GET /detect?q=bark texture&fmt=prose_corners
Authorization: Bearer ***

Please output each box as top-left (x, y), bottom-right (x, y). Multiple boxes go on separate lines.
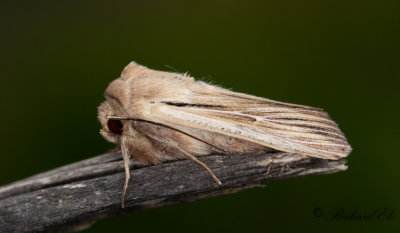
top-left (0, 151), bottom-right (347, 233)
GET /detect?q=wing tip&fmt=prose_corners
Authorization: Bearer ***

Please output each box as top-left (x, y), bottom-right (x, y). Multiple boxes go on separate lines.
top-left (314, 142), bottom-right (352, 160)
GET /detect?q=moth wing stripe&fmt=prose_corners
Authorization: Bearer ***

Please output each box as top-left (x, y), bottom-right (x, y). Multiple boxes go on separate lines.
top-left (149, 105), bottom-right (349, 159)
top-left (188, 108), bottom-right (335, 127)
top-left (287, 140), bottom-right (348, 146)
top-left (184, 108), bottom-right (346, 140)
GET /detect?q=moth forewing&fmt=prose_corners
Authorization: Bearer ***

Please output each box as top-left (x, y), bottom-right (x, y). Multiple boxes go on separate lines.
top-left (98, 61), bottom-right (352, 207)
top-left (147, 104), bottom-right (350, 160)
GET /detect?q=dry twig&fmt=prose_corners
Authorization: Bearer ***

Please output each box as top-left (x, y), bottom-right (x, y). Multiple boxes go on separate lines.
top-left (0, 151), bottom-right (347, 233)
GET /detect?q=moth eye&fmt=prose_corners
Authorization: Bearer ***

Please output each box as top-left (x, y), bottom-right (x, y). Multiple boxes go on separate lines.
top-left (107, 119), bottom-right (123, 135)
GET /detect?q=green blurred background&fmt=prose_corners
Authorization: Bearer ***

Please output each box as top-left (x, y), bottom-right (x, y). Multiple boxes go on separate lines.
top-left (0, 0), bottom-right (399, 232)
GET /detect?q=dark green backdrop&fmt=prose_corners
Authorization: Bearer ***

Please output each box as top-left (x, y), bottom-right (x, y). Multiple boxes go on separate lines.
top-left (0, 1), bottom-right (399, 232)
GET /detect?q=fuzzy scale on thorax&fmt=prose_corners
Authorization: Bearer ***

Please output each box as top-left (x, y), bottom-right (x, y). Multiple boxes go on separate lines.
top-left (105, 62), bottom-right (222, 119)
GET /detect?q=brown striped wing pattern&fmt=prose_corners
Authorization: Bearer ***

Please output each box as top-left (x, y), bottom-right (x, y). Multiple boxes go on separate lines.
top-left (148, 88), bottom-right (352, 160)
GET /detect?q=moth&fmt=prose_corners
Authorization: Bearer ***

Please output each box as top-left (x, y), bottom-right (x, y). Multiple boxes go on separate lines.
top-left (98, 62), bottom-right (352, 207)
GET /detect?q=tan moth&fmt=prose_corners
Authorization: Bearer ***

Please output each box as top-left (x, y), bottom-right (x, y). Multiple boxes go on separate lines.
top-left (98, 62), bottom-right (352, 207)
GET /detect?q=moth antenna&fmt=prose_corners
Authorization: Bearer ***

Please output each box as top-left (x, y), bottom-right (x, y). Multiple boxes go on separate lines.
top-left (163, 64), bottom-right (179, 73)
top-left (174, 145), bottom-right (222, 185)
top-left (120, 137), bottom-right (131, 208)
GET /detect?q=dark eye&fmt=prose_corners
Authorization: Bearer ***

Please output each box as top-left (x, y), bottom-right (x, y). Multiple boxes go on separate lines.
top-left (107, 119), bottom-right (123, 135)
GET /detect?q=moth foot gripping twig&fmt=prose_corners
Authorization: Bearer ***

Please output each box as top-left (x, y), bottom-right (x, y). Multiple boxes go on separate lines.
top-left (121, 137), bottom-right (131, 208)
top-left (175, 145), bottom-right (222, 185)
top-left (119, 137), bottom-right (222, 208)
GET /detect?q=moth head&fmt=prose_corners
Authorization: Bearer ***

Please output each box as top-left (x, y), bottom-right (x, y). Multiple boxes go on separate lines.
top-left (98, 101), bottom-right (124, 144)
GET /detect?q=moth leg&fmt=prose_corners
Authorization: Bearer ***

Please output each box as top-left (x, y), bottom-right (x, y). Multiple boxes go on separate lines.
top-left (120, 137), bottom-right (131, 208)
top-left (175, 146), bottom-right (222, 185)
